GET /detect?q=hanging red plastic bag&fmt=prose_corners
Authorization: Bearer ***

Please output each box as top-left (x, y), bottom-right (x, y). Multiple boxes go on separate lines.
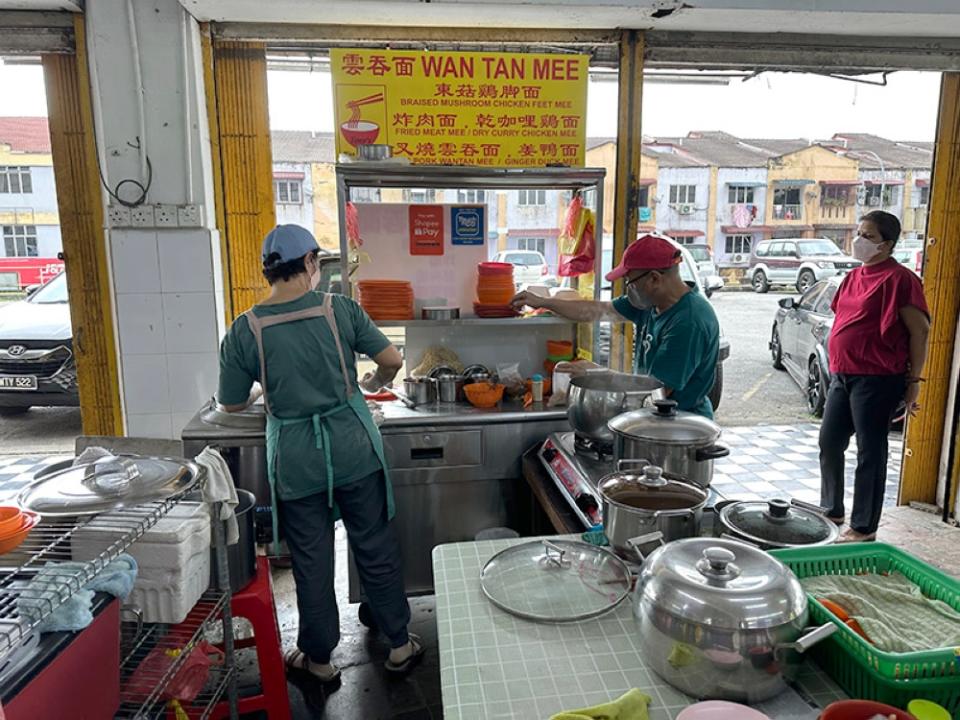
top-left (346, 201), bottom-right (363, 249)
top-left (558, 206), bottom-right (596, 277)
top-left (125, 640), bottom-right (224, 704)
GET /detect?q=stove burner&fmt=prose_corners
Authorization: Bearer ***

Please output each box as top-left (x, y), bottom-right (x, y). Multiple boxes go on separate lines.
top-left (573, 434), bottom-right (613, 461)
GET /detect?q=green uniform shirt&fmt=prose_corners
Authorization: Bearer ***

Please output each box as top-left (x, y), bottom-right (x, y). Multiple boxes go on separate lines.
top-left (218, 291), bottom-right (391, 501)
top-left (612, 290), bottom-right (720, 418)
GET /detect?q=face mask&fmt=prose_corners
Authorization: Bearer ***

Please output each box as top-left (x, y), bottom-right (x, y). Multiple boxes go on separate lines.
top-left (852, 235), bottom-right (883, 263)
top-left (307, 257), bottom-right (321, 290)
top-left (627, 282), bottom-right (652, 310)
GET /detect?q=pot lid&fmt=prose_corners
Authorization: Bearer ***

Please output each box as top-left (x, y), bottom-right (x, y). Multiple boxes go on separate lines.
top-left (200, 397), bottom-right (265, 430)
top-left (569, 371), bottom-right (663, 394)
top-left (598, 465), bottom-right (707, 512)
top-left (637, 537), bottom-right (806, 630)
top-left (480, 539), bottom-right (631, 622)
top-left (18, 455), bottom-right (201, 516)
top-left (719, 499), bottom-right (840, 547)
top-left (607, 399), bottom-right (721, 445)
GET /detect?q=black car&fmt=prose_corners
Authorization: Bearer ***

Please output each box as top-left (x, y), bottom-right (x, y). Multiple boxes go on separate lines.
top-left (0, 271), bottom-right (78, 415)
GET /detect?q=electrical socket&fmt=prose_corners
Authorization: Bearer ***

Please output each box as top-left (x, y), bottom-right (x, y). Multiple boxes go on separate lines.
top-left (131, 205), bottom-right (155, 228)
top-left (154, 204), bottom-right (178, 228)
top-left (107, 205), bottom-right (131, 228)
top-left (177, 204), bottom-right (204, 228)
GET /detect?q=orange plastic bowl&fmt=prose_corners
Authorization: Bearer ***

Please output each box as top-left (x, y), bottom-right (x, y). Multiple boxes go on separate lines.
top-left (0, 510), bottom-right (40, 555)
top-left (819, 700), bottom-right (914, 720)
top-left (464, 382), bottom-right (505, 408)
top-left (0, 505), bottom-right (24, 536)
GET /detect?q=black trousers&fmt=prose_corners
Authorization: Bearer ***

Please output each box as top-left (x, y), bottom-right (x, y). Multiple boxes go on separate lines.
top-left (819, 373), bottom-right (905, 534)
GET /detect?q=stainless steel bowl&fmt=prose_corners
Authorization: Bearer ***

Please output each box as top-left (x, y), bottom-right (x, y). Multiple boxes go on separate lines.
top-left (567, 371), bottom-right (664, 445)
top-left (422, 306), bottom-right (461, 321)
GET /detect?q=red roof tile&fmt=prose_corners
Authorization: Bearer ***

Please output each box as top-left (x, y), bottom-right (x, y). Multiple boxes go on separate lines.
top-left (0, 117), bottom-right (51, 154)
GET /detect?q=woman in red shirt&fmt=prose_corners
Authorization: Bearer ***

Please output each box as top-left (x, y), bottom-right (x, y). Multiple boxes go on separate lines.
top-left (820, 211), bottom-right (930, 542)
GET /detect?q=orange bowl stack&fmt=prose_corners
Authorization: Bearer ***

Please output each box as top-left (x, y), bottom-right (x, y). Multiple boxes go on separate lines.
top-left (464, 382), bottom-right (505, 408)
top-left (475, 263), bottom-right (519, 318)
top-left (357, 280), bottom-right (414, 321)
top-left (0, 507), bottom-right (39, 555)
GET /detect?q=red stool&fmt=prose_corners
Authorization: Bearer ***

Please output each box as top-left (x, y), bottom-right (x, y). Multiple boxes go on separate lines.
top-left (210, 556), bottom-right (292, 720)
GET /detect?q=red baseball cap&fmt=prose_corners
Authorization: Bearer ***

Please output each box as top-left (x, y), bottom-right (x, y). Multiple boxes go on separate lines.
top-left (605, 234), bottom-right (682, 281)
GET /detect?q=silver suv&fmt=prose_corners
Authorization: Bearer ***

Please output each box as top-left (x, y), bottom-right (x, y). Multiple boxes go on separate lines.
top-left (749, 238), bottom-right (860, 294)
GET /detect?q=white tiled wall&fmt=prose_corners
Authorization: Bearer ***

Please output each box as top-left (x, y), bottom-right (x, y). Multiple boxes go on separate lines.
top-left (112, 229), bottom-right (222, 439)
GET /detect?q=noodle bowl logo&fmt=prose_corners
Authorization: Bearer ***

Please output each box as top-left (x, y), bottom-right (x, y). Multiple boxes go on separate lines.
top-left (340, 92), bottom-right (385, 147)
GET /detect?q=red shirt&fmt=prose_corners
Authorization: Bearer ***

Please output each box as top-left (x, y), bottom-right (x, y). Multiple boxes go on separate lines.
top-left (829, 258), bottom-right (928, 375)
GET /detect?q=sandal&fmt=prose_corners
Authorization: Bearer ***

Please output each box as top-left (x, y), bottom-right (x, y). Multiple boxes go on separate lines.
top-left (385, 633), bottom-right (425, 675)
top-left (284, 648), bottom-right (342, 685)
top-left (837, 528), bottom-right (876, 543)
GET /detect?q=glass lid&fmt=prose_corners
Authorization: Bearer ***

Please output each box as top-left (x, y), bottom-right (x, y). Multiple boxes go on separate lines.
top-left (18, 455), bottom-right (201, 516)
top-left (720, 498), bottom-right (839, 547)
top-left (479, 539), bottom-right (631, 622)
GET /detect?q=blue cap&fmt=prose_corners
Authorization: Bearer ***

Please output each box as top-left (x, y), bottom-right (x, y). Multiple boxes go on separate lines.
top-left (261, 225), bottom-right (319, 267)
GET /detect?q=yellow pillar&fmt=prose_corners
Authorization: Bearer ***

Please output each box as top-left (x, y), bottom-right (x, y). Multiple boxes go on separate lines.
top-left (901, 73), bottom-right (960, 507)
top-left (497, 191), bottom-right (508, 252)
top-left (706, 166), bottom-right (719, 253)
top-left (42, 19), bottom-right (123, 436)
top-left (609, 29), bottom-right (644, 372)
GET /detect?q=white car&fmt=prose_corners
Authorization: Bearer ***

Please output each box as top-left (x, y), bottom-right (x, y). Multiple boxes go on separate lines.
top-left (685, 243), bottom-right (725, 298)
top-left (493, 250), bottom-right (549, 287)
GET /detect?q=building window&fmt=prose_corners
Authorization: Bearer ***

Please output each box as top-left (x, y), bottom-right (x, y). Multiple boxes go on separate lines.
top-left (772, 186), bottom-right (802, 219)
top-left (724, 235), bottom-right (752, 256)
top-left (727, 185), bottom-right (755, 204)
top-left (457, 189), bottom-right (486, 204)
top-left (669, 185), bottom-right (696, 205)
top-left (0, 167), bottom-right (32, 194)
top-left (274, 180), bottom-right (302, 205)
top-left (863, 184), bottom-right (897, 207)
top-left (916, 185), bottom-right (930, 207)
top-left (673, 236), bottom-right (697, 246)
top-left (515, 237), bottom-right (546, 255)
top-left (352, 187), bottom-right (381, 203)
top-left (820, 185), bottom-right (852, 206)
top-left (404, 188), bottom-right (436, 203)
top-left (638, 186), bottom-right (650, 208)
top-left (2, 225), bottom-right (38, 257)
top-left (517, 189), bottom-right (547, 206)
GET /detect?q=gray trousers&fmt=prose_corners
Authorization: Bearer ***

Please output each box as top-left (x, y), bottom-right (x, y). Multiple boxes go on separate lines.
top-left (279, 470), bottom-right (410, 663)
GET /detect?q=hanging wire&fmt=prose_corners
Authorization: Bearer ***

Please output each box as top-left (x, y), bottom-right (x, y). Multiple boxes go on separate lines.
top-left (95, 137), bottom-right (154, 208)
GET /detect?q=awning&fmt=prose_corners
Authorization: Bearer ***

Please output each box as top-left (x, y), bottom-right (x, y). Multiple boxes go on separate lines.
top-left (666, 229), bottom-right (705, 237)
top-left (726, 181), bottom-right (765, 188)
top-left (722, 225), bottom-right (774, 234)
top-left (638, 178), bottom-right (657, 186)
top-left (819, 180), bottom-right (860, 186)
top-left (638, 225), bottom-right (657, 233)
top-left (915, 179), bottom-right (930, 187)
top-left (863, 179), bottom-right (904, 186)
top-left (274, 171), bottom-right (305, 180)
top-left (772, 225), bottom-right (814, 233)
top-left (774, 179), bottom-right (815, 187)
top-left (814, 224), bottom-right (857, 230)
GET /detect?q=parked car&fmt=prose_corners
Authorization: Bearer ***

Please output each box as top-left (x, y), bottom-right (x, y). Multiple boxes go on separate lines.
top-left (749, 238), bottom-right (860, 294)
top-left (492, 250), bottom-right (549, 287)
top-left (598, 241), bottom-right (730, 410)
top-left (893, 239), bottom-right (924, 277)
top-left (684, 243), bottom-right (725, 298)
top-left (0, 271), bottom-right (77, 415)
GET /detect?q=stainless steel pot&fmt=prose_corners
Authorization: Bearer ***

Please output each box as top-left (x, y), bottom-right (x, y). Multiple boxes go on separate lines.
top-left (358, 143), bottom-right (392, 160)
top-left (608, 399), bottom-right (729, 488)
top-left (422, 306), bottom-right (460, 320)
top-left (436, 374), bottom-right (465, 403)
top-left (716, 498), bottom-right (840, 549)
top-left (597, 462), bottom-right (707, 559)
top-left (211, 488), bottom-right (257, 593)
top-left (402, 377), bottom-right (436, 405)
top-left (567, 371), bottom-right (664, 445)
top-left (633, 537), bottom-right (837, 703)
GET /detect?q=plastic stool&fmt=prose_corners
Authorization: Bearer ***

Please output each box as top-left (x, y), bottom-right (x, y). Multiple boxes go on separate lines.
top-left (211, 556), bottom-right (292, 720)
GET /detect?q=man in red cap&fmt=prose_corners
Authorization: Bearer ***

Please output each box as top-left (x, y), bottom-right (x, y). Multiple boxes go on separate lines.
top-left (512, 234), bottom-right (720, 417)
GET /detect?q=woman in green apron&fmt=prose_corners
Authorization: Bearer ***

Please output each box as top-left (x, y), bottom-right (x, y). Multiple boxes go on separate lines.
top-left (217, 225), bottom-right (424, 684)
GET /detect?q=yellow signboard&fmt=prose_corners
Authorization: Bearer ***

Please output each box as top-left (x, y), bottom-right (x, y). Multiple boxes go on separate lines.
top-left (331, 49), bottom-right (588, 167)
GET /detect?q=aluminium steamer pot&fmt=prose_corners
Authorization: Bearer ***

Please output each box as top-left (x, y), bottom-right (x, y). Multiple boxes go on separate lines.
top-left (566, 370), bottom-right (664, 445)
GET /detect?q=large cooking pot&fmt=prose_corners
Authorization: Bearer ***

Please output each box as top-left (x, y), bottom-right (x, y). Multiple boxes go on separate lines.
top-left (597, 462), bottom-right (707, 559)
top-left (716, 498), bottom-right (840, 549)
top-left (567, 371), bottom-right (664, 445)
top-left (211, 489), bottom-right (257, 593)
top-left (633, 537), bottom-right (837, 703)
top-left (608, 399), bottom-right (729, 488)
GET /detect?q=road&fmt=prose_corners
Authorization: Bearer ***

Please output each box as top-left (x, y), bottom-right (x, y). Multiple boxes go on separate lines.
top-left (713, 288), bottom-right (815, 427)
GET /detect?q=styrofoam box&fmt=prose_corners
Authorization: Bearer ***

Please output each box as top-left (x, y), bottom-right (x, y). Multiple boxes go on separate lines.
top-left (72, 502), bottom-right (211, 623)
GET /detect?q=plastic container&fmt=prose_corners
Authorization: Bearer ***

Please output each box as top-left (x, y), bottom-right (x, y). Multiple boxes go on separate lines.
top-left (73, 501), bottom-right (211, 624)
top-left (530, 374), bottom-right (544, 402)
top-left (771, 543), bottom-right (960, 716)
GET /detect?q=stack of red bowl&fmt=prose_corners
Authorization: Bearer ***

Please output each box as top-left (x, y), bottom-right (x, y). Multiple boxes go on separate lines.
top-left (475, 262), bottom-right (519, 318)
top-left (357, 280), bottom-right (414, 321)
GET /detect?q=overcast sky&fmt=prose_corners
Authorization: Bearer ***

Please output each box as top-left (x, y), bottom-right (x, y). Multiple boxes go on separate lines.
top-left (0, 60), bottom-right (942, 142)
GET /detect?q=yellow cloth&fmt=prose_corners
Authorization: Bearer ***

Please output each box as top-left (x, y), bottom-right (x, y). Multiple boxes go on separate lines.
top-left (550, 689), bottom-right (651, 720)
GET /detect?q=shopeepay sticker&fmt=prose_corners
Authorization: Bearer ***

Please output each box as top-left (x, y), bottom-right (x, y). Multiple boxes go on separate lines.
top-left (409, 205), bottom-right (445, 255)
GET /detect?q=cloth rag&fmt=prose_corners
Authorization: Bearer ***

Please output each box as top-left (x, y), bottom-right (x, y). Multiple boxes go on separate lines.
top-left (366, 400), bottom-right (385, 427)
top-left (73, 446), bottom-right (114, 466)
top-left (801, 571), bottom-right (960, 653)
top-left (196, 446), bottom-right (239, 545)
top-left (18, 553), bottom-right (139, 633)
top-left (550, 689), bottom-right (651, 720)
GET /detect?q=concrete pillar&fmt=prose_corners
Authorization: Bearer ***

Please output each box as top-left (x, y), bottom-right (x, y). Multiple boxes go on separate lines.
top-left (86, 0), bottom-right (224, 439)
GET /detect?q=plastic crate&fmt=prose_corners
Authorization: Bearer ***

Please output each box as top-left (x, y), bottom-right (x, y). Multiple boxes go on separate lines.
top-left (771, 543), bottom-right (960, 718)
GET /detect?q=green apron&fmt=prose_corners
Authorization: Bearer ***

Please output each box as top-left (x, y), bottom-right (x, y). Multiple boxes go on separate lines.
top-left (243, 292), bottom-right (395, 554)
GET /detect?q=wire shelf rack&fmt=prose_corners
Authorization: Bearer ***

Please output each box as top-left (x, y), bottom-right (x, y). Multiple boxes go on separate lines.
top-left (115, 590), bottom-right (229, 719)
top-left (0, 492), bottom-right (199, 659)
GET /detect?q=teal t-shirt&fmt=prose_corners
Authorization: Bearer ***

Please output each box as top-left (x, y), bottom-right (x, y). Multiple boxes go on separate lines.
top-left (612, 290), bottom-right (720, 418)
top-left (218, 291), bottom-right (391, 501)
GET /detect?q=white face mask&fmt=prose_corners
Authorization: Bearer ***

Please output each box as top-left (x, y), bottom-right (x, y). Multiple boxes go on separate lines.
top-left (852, 235), bottom-right (884, 263)
top-left (307, 256), bottom-right (321, 290)
top-left (627, 282), bottom-right (652, 310)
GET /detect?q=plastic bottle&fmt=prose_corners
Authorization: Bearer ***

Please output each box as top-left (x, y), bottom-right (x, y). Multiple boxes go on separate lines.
top-left (531, 373), bottom-right (544, 403)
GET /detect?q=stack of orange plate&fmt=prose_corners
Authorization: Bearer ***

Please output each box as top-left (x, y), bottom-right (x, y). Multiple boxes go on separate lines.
top-left (0, 506), bottom-right (40, 554)
top-left (476, 262), bottom-right (516, 313)
top-left (357, 280), bottom-right (414, 321)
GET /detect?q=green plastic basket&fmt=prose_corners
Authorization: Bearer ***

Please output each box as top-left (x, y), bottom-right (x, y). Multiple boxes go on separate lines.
top-left (771, 543), bottom-right (960, 718)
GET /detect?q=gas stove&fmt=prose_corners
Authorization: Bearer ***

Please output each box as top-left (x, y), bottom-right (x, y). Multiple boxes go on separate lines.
top-left (538, 431), bottom-right (725, 530)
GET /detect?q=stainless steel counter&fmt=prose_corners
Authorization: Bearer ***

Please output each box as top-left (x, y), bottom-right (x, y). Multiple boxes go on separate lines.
top-left (381, 399), bottom-right (567, 428)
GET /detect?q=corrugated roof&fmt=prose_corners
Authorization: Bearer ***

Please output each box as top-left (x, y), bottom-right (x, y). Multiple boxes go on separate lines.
top-left (656, 132), bottom-right (781, 167)
top-left (271, 130), bottom-right (336, 163)
top-left (0, 117), bottom-right (51, 154)
top-left (829, 133), bottom-right (933, 169)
